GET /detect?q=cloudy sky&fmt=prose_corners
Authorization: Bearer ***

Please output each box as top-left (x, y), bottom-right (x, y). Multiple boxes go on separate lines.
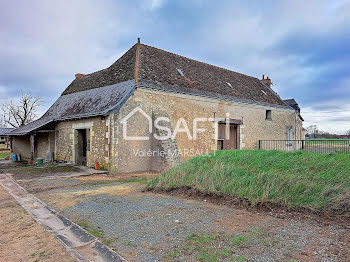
top-left (1, 0), bottom-right (349, 134)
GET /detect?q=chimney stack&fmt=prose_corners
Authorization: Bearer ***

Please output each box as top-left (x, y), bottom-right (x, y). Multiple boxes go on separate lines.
top-left (137, 37), bottom-right (140, 44)
top-left (75, 73), bottom-right (85, 79)
top-left (261, 75), bottom-right (272, 87)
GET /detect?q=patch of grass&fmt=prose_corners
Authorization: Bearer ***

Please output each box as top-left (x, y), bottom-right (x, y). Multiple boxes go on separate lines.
top-left (102, 237), bottom-right (119, 246)
top-left (231, 235), bottom-right (246, 246)
top-left (0, 152), bottom-right (10, 159)
top-left (78, 220), bottom-right (103, 238)
top-left (165, 232), bottom-right (249, 262)
top-left (5, 164), bottom-right (80, 176)
top-left (163, 250), bottom-right (180, 259)
top-left (165, 227), bottom-right (295, 261)
top-left (148, 150), bottom-right (350, 211)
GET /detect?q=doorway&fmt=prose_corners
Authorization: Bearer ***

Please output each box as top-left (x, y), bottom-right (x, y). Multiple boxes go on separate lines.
top-left (217, 123), bottom-right (239, 150)
top-left (75, 129), bottom-right (88, 165)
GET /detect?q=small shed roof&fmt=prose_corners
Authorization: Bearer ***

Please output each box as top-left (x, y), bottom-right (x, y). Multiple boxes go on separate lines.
top-left (0, 128), bottom-right (14, 136)
top-left (10, 80), bottom-right (135, 135)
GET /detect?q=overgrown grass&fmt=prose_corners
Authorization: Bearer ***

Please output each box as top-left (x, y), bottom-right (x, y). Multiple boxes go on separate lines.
top-left (148, 150), bottom-right (350, 211)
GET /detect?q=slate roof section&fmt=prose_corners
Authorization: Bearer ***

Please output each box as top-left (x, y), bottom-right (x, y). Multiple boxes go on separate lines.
top-left (138, 44), bottom-right (286, 106)
top-left (283, 99), bottom-right (300, 112)
top-left (10, 80), bottom-right (135, 135)
top-left (0, 128), bottom-right (14, 136)
top-left (138, 79), bottom-right (290, 109)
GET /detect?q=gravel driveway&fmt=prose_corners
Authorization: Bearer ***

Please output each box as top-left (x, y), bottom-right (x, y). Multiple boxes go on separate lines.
top-left (16, 173), bottom-right (350, 262)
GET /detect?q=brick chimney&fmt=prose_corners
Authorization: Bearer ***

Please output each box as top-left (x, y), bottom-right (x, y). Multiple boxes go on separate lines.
top-left (75, 73), bottom-right (85, 79)
top-left (261, 75), bottom-right (272, 87)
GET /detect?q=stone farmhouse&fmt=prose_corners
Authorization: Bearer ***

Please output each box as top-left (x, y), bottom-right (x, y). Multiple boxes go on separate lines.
top-left (9, 40), bottom-right (304, 172)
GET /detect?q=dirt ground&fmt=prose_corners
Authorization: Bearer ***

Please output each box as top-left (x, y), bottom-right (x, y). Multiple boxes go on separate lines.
top-left (0, 186), bottom-right (75, 262)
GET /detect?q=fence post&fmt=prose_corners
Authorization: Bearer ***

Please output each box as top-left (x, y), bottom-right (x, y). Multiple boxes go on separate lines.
top-left (302, 140), bottom-right (305, 150)
top-left (258, 140), bottom-right (261, 150)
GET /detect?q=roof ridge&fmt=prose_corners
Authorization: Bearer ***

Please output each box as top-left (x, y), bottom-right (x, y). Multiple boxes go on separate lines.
top-left (139, 43), bottom-right (261, 81)
top-left (134, 42), bottom-right (141, 84)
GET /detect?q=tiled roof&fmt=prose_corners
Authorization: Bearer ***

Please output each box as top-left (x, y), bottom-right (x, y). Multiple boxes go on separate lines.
top-left (62, 43), bottom-right (288, 107)
top-left (138, 44), bottom-right (286, 106)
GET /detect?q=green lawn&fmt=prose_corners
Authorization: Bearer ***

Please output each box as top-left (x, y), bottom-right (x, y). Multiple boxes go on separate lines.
top-left (0, 152), bottom-right (10, 159)
top-left (148, 150), bottom-right (350, 211)
top-left (306, 139), bottom-right (350, 144)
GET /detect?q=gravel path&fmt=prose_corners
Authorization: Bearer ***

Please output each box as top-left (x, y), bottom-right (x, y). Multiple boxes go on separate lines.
top-left (24, 176), bottom-right (349, 262)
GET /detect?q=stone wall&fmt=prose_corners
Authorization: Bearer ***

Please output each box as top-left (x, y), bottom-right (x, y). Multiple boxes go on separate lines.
top-left (12, 133), bottom-right (53, 160)
top-left (55, 117), bottom-right (109, 168)
top-left (112, 88), bottom-right (304, 172)
top-left (12, 136), bottom-right (31, 160)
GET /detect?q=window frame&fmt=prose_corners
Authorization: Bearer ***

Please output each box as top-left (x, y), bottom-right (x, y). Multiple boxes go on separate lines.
top-left (265, 110), bottom-right (272, 120)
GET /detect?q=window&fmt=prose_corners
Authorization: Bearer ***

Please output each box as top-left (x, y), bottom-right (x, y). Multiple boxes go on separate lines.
top-left (217, 139), bottom-right (224, 150)
top-left (266, 110), bottom-right (272, 120)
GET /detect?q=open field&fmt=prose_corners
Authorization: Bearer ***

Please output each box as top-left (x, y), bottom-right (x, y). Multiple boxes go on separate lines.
top-left (148, 150), bottom-right (350, 216)
top-left (305, 139), bottom-right (350, 144)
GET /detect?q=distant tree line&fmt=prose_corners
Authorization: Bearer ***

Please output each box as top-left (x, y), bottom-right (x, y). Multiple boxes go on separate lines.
top-left (306, 125), bottom-right (350, 139)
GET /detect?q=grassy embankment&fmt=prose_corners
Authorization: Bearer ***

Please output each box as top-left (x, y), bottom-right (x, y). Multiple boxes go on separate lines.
top-left (148, 150), bottom-right (350, 211)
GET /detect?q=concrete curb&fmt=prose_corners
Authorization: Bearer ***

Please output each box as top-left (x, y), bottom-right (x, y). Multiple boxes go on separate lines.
top-left (0, 173), bottom-right (126, 262)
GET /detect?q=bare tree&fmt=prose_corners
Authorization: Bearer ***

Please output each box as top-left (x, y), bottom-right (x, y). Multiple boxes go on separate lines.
top-left (0, 115), bottom-right (5, 128)
top-left (306, 125), bottom-right (319, 138)
top-left (1, 91), bottom-right (42, 128)
top-left (346, 129), bottom-right (350, 136)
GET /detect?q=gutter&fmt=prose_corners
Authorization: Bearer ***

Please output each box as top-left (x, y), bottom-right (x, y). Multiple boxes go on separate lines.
top-left (104, 84), bottom-right (137, 115)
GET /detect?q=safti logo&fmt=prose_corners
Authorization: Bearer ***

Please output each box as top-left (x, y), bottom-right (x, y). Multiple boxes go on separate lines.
top-left (120, 107), bottom-right (233, 141)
